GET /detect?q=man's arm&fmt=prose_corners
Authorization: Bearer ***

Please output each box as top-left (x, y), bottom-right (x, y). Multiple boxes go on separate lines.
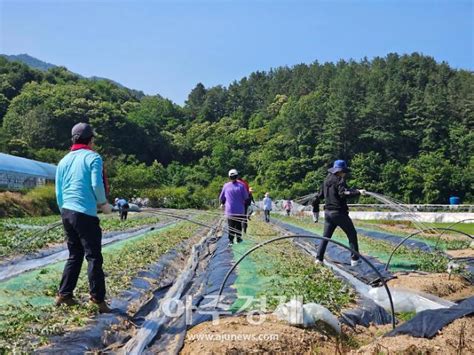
top-left (90, 155), bottom-right (107, 205)
top-left (55, 165), bottom-right (63, 212)
top-left (337, 178), bottom-right (360, 198)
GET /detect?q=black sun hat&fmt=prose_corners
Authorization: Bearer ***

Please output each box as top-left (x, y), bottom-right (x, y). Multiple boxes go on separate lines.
top-left (71, 122), bottom-right (95, 139)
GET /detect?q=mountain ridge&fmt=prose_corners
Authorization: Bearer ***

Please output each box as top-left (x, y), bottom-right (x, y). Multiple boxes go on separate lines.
top-left (1, 53), bottom-right (145, 99)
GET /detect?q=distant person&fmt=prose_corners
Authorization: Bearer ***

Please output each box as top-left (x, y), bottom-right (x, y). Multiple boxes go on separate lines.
top-left (312, 160), bottom-right (366, 267)
top-left (237, 176), bottom-right (251, 234)
top-left (116, 198), bottom-right (130, 221)
top-left (283, 199), bottom-right (293, 216)
top-left (55, 122), bottom-right (113, 313)
top-left (263, 192), bottom-right (272, 222)
top-left (219, 169), bottom-right (249, 245)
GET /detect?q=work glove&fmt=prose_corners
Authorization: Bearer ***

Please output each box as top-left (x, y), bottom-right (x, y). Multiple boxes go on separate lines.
top-left (99, 203), bottom-right (113, 214)
top-left (358, 189), bottom-right (367, 195)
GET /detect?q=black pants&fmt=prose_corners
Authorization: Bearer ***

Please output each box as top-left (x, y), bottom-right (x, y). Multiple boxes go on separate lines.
top-left (316, 210), bottom-right (359, 262)
top-left (58, 209), bottom-right (106, 302)
top-left (264, 210), bottom-right (270, 222)
top-left (286, 209), bottom-right (291, 216)
top-left (227, 217), bottom-right (242, 242)
top-left (120, 209), bottom-right (128, 220)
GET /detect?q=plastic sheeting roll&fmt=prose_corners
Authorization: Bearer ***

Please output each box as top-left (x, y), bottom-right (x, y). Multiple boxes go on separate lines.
top-left (274, 299), bottom-right (341, 334)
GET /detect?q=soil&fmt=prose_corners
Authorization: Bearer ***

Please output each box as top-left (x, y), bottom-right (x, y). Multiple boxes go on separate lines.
top-left (388, 272), bottom-right (474, 300)
top-left (446, 249), bottom-right (474, 258)
top-left (181, 313), bottom-right (474, 354)
top-left (354, 318), bottom-right (474, 354)
top-left (181, 314), bottom-right (350, 354)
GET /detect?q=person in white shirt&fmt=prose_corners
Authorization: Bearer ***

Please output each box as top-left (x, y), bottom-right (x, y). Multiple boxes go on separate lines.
top-left (263, 192), bottom-right (272, 222)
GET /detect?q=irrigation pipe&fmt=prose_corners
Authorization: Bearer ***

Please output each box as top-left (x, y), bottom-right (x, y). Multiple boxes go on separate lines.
top-left (385, 227), bottom-right (474, 271)
top-left (216, 234), bottom-right (396, 329)
top-left (1, 211), bottom-right (166, 258)
top-left (148, 210), bottom-right (325, 281)
top-left (145, 209), bottom-right (300, 260)
top-left (143, 210), bottom-right (218, 231)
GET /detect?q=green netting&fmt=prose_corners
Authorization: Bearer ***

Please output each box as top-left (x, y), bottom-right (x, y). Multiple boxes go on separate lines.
top-left (229, 240), bottom-right (275, 312)
top-left (277, 217), bottom-right (427, 272)
top-left (0, 224), bottom-right (177, 307)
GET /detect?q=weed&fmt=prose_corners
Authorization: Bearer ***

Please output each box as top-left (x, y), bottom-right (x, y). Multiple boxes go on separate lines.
top-left (240, 220), bottom-right (354, 314)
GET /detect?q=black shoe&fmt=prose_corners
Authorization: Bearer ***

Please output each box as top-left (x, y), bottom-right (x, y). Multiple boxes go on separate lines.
top-left (228, 241), bottom-right (234, 246)
top-left (90, 299), bottom-right (112, 313)
top-left (55, 294), bottom-right (79, 307)
top-left (237, 237), bottom-right (243, 243)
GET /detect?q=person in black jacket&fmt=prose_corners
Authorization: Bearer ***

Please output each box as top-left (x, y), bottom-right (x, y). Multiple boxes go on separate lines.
top-left (312, 160), bottom-right (366, 266)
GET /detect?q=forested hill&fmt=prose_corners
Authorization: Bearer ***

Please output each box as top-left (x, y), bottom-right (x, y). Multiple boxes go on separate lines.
top-left (0, 54), bottom-right (57, 71)
top-left (1, 54), bottom-right (145, 99)
top-left (0, 53), bottom-right (472, 205)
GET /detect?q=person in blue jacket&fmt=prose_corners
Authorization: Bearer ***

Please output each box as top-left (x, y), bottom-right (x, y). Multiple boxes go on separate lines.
top-left (55, 122), bottom-right (113, 313)
top-left (116, 198), bottom-right (130, 221)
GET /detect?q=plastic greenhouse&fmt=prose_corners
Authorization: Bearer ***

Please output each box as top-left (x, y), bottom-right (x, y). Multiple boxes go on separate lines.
top-left (0, 153), bottom-right (56, 190)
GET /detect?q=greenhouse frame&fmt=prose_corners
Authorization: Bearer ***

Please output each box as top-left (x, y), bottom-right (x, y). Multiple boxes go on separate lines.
top-left (0, 153), bottom-right (56, 190)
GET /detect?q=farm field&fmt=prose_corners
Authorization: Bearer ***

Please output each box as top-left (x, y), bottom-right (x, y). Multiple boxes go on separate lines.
top-left (1, 210), bottom-right (472, 353)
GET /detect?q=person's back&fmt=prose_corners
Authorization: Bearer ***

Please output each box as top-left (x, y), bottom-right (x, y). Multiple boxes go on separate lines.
top-left (221, 181), bottom-right (247, 216)
top-left (262, 193), bottom-right (272, 222)
top-left (117, 198), bottom-right (128, 208)
top-left (263, 196), bottom-right (272, 210)
top-left (320, 173), bottom-right (353, 213)
top-left (220, 169), bottom-right (249, 245)
top-left (55, 122), bottom-right (112, 313)
top-left (56, 149), bottom-right (106, 217)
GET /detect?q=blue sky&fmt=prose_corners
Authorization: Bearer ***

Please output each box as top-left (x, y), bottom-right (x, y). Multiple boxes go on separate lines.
top-left (0, 0), bottom-right (472, 104)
